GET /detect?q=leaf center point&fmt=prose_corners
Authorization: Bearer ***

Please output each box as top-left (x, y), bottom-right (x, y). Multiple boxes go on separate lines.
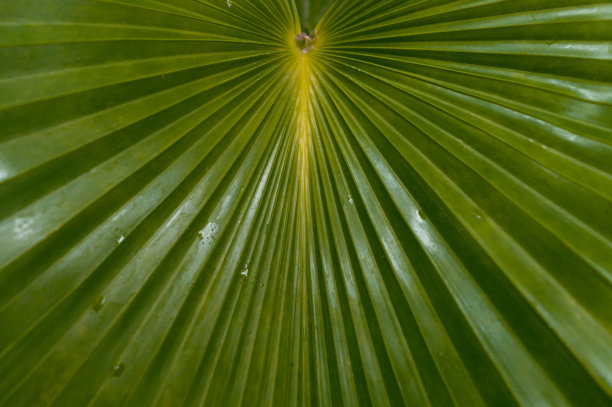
top-left (295, 30), bottom-right (317, 54)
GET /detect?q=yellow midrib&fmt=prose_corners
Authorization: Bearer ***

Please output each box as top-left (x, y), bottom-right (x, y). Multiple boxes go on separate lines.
top-left (294, 32), bottom-right (316, 272)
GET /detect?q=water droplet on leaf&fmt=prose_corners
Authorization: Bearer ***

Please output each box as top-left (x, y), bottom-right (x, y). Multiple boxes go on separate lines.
top-left (198, 222), bottom-right (219, 246)
top-left (111, 362), bottom-right (125, 377)
top-left (416, 210), bottom-right (425, 221)
top-left (92, 295), bottom-right (106, 312)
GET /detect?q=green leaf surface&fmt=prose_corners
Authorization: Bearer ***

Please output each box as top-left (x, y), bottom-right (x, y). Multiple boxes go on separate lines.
top-left (1, 0), bottom-right (611, 406)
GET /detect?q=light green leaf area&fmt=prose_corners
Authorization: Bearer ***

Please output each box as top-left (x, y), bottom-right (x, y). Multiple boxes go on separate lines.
top-left (1, 0), bottom-right (612, 406)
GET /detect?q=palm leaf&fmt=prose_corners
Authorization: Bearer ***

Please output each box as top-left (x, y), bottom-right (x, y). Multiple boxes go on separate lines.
top-left (1, 0), bottom-right (611, 406)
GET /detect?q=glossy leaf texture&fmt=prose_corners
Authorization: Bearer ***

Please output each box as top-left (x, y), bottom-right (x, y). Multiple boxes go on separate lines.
top-left (1, 0), bottom-right (612, 406)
